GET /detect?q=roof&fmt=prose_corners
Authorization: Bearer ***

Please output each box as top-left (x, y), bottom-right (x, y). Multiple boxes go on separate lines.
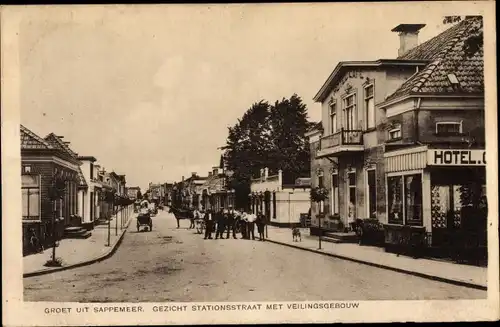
top-left (313, 59), bottom-right (429, 102)
top-left (384, 17), bottom-right (484, 103)
top-left (78, 156), bottom-right (97, 162)
top-left (77, 166), bottom-right (88, 188)
top-left (20, 125), bottom-right (54, 150)
top-left (44, 133), bottom-right (79, 158)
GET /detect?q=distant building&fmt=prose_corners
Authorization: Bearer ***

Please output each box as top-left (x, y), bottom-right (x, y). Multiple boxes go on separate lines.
top-left (250, 168), bottom-right (310, 227)
top-left (21, 125), bottom-right (83, 254)
top-left (127, 186), bottom-right (141, 200)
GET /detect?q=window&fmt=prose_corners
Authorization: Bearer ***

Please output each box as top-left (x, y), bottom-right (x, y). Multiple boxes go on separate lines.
top-left (329, 101), bottom-right (337, 134)
top-left (22, 175), bottom-right (40, 221)
top-left (331, 173), bottom-right (339, 215)
top-left (347, 171), bottom-right (356, 220)
top-left (389, 123), bottom-right (402, 140)
top-left (365, 85), bottom-right (375, 129)
top-left (436, 122), bottom-right (462, 135)
top-left (404, 174), bottom-right (422, 225)
top-left (388, 174), bottom-right (423, 225)
top-left (366, 169), bottom-right (377, 218)
top-left (388, 176), bottom-right (403, 224)
top-left (90, 163), bottom-right (94, 180)
top-left (318, 170), bottom-right (324, 188)
top-left (343, 94), bottom-right (356, 130)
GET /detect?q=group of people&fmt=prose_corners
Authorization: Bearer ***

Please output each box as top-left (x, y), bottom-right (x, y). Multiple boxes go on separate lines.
top-left (190, 207), bottom-right (266, 241)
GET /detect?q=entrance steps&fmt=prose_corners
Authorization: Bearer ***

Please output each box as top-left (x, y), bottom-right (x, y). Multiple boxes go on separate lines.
top-left (64, 226), bottom-right (92, 239)
top-left (321, 231), bottom-right (358, 244)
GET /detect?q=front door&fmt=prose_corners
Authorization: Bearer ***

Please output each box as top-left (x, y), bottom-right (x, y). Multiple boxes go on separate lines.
top-left (430, 184), bottom-right (463, 247)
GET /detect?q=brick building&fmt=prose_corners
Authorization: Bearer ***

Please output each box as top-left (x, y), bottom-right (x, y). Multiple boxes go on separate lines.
top-left (309, 17), bottom-right (485, 254)
top-left (21, 125), bottom-right (82, 253)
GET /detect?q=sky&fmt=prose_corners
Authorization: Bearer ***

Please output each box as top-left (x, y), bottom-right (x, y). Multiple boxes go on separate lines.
top-left (17, 3), bottom-right (465, 191)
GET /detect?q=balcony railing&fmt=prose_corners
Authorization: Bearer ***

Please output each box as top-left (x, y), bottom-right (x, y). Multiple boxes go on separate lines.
top-left (320, 128), bottom-right (363, 149)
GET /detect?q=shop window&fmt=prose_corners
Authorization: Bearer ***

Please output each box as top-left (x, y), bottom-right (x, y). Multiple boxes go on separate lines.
top-left (329, 101), bottom-right (338, 134)
top-left (365, 85), bottom-right (375, 129)
top-left (389, 123), bottom-right (402, 140)
top-left (436, 121), bottom-right (462, 135)
top-left (388, 174), bottom-right (423, 225)
top-left (331, 173), bottom-right (339, 215)
top-left (388, 176), bottom-right (403, 224)
top-left (22, 175), bottom-right (40, 221)
top-left (404, 174), bottom-right (423, 225)
top-left (366, 169), bottom-right (377, 218)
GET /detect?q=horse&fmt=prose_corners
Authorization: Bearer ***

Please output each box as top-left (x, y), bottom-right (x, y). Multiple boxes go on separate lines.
top-left (168, 206), bottom-right (193, 229)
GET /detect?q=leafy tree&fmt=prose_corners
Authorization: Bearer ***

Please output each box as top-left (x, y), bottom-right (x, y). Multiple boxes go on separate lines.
top-left (268, 94), bottom-right (313, 184)
top-left (223, 95), bottom-right (313, 208)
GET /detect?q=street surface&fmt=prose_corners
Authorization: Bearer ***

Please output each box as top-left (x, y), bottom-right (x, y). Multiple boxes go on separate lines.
top-left (24, 210), bottom-right (486, 302)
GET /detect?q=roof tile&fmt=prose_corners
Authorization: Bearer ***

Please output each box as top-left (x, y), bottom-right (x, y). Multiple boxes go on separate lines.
top-left (20, 125), bottom-right (54, 150)
top-left (386, 17), bottom-right (483, 102)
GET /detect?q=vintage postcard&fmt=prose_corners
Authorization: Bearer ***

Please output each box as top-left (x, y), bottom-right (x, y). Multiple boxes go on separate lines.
top-left (2, 1), bottom-right (499, 325)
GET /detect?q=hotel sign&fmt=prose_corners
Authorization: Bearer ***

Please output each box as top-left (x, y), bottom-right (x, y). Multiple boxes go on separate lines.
top-left (427, 149), bottom-right (486, 166)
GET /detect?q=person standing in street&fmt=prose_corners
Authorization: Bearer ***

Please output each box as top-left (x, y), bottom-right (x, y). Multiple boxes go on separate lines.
top-left (215, 208), bottom-right (226, 239)
top-left (226, 207), bottom-right (237, 239)
top-left (240, 210), bottom-right (248, 239)
top-left (190, 208), bottom-right (198, 229)
top-left (204, 209), bottom-right (214, 240)
top-left (247, 210), bottom-right (257, 240)
top-left (256, 211), bottom-right (266, 241)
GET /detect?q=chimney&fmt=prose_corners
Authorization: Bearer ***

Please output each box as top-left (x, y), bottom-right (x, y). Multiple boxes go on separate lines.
top-left (391, 24), bottom-right (426, 56)
top-left (182, 176), bottom-right (185, 182)
top-left (208, 171), bottom-right (213, 177)
top-left (191, 172), bottom-right (197, 177)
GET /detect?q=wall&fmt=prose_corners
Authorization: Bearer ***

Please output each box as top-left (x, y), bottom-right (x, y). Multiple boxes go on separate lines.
top-left (386, 108), bottom-right (485, 147)
top-left (275, 188), bottom-right (310, 225)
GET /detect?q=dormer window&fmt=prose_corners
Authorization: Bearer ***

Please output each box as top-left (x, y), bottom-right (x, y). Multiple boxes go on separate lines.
top-left (436, 121), bottom-right (462, 135)
top-left (389, 123), bottom-right (402, 140)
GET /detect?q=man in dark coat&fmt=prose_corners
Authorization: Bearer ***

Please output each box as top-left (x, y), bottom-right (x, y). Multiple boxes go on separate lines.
top-left (215, 208), bottom-right (226, 239)
top-left (204, 209), bottom-right (214, 240)
top-left (226, 207), bottom-right (237, 239)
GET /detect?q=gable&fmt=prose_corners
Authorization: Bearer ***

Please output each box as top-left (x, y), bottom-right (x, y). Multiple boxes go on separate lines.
top-left (21, 125), bottom-right (53, 150)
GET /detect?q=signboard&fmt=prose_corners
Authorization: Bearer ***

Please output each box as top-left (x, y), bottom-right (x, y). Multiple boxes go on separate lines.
top-left (427, 149), bottom-right (486, 166)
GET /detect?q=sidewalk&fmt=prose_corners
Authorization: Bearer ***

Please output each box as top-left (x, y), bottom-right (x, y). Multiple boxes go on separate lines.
top-left (265, 226), bottom-right (487, 290)
top-left (23, 210), bottom-right (136, 277)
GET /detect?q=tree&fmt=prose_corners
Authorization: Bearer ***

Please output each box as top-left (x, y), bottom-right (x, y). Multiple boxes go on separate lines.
top-left (223, 94), bottom-right (313, 208)
top-left (224, 100), bottom-right (273, 209)
top-left (268, 94), bottom-right (313, 184)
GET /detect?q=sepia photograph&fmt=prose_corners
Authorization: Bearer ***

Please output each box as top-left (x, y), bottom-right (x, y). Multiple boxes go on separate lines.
top-left (2, 1), bottom-right (498, 325)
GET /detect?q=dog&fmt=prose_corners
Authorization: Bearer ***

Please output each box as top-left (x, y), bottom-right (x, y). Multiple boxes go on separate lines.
top-left (292, 227), bottom-right (302, 242)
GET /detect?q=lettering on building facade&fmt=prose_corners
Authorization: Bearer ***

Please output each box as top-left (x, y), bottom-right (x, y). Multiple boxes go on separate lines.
top-left (427, 149), bottom-right (486, 166)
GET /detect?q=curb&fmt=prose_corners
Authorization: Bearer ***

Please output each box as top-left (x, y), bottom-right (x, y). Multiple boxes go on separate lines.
top-left (23, 215), bottom-right (135, 278)
top-left (266, 239), bottom-right (487, 291)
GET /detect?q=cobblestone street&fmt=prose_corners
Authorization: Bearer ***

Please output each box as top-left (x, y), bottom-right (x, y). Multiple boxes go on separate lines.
top-left (24, 211), bottom-right (486, 302)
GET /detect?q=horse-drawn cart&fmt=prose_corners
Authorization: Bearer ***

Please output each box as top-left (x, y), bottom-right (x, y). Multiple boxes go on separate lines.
top-left (137, 212), bottom-right (153, 232)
